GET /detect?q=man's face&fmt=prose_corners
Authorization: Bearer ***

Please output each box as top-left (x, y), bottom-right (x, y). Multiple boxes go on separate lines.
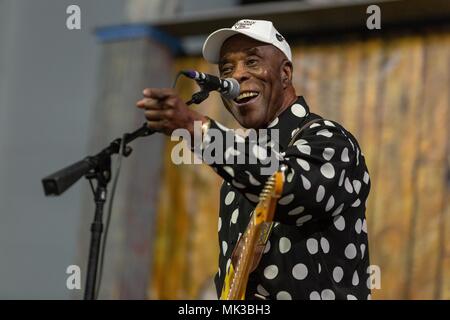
top-left (218, 34), bottom-right (289, 129)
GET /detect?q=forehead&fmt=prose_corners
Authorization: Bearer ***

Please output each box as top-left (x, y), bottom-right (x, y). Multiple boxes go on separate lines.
top-left (219, 34), bottom-right (274, 62)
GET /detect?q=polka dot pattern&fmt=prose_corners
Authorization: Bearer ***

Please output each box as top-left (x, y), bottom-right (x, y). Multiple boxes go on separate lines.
top-left (341, 147), bottom-right (350, 162)
top-left (291, 103), bottom-right (307, 117)
top-left (264, 265), bottom-right (279, 280)
top-left (355, 219), bottom-right (362, 234)
top-left (345, 243), bottom-right (357, 259)
top-left (257, 285), bottom-right (269, 296)
top-left (333, 215), bottom-right (345, 231)
top-left (268, 117), bottom-right (279, 128)
top-left (362, 219), bottom-right (368, 233)
top-left (296, 214), bottom-right (312, 226)
top-left (252, 144), bottom-right (267, 161)
top-left (363, 171), bottom-right (370, 184)
top-left (296, 158), bottom-right (310, 171)
top-left (230, 208), bottom-right (239, 225)
top-left (353, 180), bottom-right (362, 194)
top-left (276, 291), bottom-right (292, 300)
top-left (316, 185), bottom-right (325, 202)
top-left (325, 196), bottom-right (335, 212)
top-left (333, 266), bottom-right (344, 283)
top-left (301, 174), bottom-right (311, 190)
top-left (246, 171), bottom-right (261, 186)
top-left (245, 193), bottom-right (259, 203)
top-left (331, 203), bottom-right (344, 216)
top-left (352, 198), bottom-right (361, 207)
top-left (215, 98), bottom-right (371, 300)
top-left (307, 238), bottom-right (318, 255)
top-left (352, 270), bottom-right (359, 286)
top-left (279, 237), bottom-right (291, 254)
top-left (264, 240), bottom-right (271, 254)
top-left (320, 163), bottom-right (335, 179)
top-left (297, 144), bottom-right (311, 155)
top-left (223, 166), bottom-right (234, 177)
top-left (222, 241), bottom-right (228, 255)
top-left (279, 194), bottom-right (294, 205)
top-left (310, 291), bottom-right (321, 300)
top-left (320, 237), bottom-right (330, 254)
top-left (286, 169), bottom-right (295, 183)
top-left (317, 129), bottom-right (333, 138)
top-left (323, 147), bottom-right (335, 160)
top-left (338, 169), bottom-right (346, 186)
top-left (225, 147), bottom-right (240, 160)
top-left (321, 289), bottom-right (335, 300)
top-left (232, 179), bottom-right (245, 189)
top-left (292, 263), bottom-right (308, 280)
top-left (288, 206), bottom-right (304, 216)
top-left (345, 177), bottom-right (354, 193)
top-left (224, 191), bottom-right (235, 205)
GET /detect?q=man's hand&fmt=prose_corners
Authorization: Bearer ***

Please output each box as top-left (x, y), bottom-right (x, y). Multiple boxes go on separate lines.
top-left (136, 88), bottom-right (208, 136)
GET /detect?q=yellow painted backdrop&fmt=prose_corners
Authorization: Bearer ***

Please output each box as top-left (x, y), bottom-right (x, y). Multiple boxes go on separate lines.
top-left (148, 29), bottom-right (450, 300)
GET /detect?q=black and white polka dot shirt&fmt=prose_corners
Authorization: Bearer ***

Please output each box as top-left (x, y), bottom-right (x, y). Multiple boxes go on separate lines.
top-left (205, 96), bottom-right (371, 300)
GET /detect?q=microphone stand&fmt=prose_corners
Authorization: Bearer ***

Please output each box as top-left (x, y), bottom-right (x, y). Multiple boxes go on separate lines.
top-left (42, 123), bottom-right (154, 300)
top-left (83, 124), bottom-right (155, 300)
top-left (83, 159), bottom-right (108, 300)
top-left (41, 89), bottom-right (209, 300)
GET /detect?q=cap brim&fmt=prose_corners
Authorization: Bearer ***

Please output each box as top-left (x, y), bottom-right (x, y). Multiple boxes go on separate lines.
top-left (202, 28), bottom-right (271, 64)
top-left (202, 28), bottom-right (241, 64)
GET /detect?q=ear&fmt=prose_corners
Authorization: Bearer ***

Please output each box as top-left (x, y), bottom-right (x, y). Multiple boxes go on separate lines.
top-left (280, 59), bottom-right (293, 89)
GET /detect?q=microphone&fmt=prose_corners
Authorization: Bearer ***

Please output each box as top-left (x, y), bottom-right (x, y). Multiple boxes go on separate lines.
top-left (181, 70), bottom-right (240, 100)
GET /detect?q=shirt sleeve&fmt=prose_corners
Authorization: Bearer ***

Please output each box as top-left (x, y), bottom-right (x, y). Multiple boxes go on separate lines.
top-left (197, 118), bottom-right (366, 226)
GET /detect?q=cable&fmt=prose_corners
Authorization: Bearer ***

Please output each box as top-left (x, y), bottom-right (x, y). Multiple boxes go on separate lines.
top-left (172, 71), bottom-right (183, 89)
top-left (93, 72), bottom-right (186, 298)
top-left (94, 134), bottom-right (125, 299)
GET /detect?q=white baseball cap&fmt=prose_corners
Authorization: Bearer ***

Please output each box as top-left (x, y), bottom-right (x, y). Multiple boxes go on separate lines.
top-left (202, 19), bottom-right (292, 64)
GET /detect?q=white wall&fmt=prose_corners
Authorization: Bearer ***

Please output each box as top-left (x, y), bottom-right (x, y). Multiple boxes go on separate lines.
top-left (0, 0), bottom-right (126, 299)
top-left (0, 0), bottom-right (237, 299)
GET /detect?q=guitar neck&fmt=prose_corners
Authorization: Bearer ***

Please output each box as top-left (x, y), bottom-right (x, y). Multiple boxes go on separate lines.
top-left (222, 170), bottom-right (285, 300)
top-left (227, 220), bottom-right (261, 300)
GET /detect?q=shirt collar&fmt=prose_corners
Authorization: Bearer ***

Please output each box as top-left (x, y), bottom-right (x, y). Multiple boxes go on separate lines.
top-left (266, 96), bottom-right (310, 150)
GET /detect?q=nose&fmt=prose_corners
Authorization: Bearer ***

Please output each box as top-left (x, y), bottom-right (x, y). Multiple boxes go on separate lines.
top-left (232, 62), bottom-right (250, 83)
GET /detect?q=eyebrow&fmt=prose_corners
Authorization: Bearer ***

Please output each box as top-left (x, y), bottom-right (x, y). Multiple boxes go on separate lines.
top-left (219, 46), bottom-right (263, 66)
top-left (245, 47), bottom-right (261, 56)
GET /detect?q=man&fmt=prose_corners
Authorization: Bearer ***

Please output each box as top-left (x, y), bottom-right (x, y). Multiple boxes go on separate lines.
top-left (137, 19), bottom-right (371, 300)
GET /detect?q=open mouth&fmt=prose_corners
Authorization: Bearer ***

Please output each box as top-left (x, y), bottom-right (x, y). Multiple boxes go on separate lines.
top-left (234, 91), bottom-right (260, 105)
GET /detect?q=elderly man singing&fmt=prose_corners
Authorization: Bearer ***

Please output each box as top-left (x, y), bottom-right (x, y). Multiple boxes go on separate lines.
top-left (137, 19), bottom-right (371, 300)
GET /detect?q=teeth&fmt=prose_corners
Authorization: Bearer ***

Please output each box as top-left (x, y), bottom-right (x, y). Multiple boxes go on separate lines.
top-left (236, 91), bottom-right (259, 102)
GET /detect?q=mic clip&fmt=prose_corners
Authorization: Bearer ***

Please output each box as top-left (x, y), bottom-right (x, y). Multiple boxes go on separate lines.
top-left (187, 90), bottom-right (209, 105)
top-left (179, 70), bottom-right (214, 105)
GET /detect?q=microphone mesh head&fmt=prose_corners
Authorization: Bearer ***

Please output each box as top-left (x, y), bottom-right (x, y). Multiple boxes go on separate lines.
top-left (222, 78), bottom-right (240, 100)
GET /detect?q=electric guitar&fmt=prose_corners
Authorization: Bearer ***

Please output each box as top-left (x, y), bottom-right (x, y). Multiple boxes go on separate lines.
top-left (220, 169), bottom-right (285, 300)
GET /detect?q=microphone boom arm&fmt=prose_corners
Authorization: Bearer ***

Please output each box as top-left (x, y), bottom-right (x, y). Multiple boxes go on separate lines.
top-left (41, 123), bottom-right (153, 196)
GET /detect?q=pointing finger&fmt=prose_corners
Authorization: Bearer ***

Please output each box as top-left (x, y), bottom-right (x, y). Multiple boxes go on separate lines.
top-left (142, 88), bottom-right (176, 99)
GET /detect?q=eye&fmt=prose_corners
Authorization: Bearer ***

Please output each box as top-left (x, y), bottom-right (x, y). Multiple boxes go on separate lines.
top-left (220, 65), bottom-right (233, 76)
top-left (246, 58), bottom-right (258, 66)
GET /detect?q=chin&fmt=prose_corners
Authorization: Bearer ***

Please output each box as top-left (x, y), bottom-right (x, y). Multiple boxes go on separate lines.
top-left (237, 114), bottom-right (266, 129)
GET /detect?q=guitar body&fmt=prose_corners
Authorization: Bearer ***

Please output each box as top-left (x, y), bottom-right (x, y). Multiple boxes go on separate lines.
top-left (220, 170), bottom-right (285, 300)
